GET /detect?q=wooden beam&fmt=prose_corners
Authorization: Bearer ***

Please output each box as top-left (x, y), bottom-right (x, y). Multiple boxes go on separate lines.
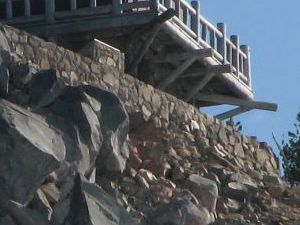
top-left (195, 93), bottom-right (278, 111)
top-left (157, 57), bottom-right (197, 90)
top-left (127, 9), bottom-right (176, 74)
top-left (181, 64), bottom-right (232, 78)
top-left (153, 48), bottom-right (213, 64)
top-left (184, 72), bottom-right (216, 102)
top-left (216, 107), bottom-right (252, 120)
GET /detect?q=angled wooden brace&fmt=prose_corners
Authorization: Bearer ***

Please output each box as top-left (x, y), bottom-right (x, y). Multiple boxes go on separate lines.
top-left (215, 107), bottom-right (252, 121)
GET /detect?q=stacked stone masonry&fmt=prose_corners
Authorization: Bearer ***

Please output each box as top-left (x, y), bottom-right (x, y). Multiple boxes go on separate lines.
top-left (2, 25), bottom-right (279, 176)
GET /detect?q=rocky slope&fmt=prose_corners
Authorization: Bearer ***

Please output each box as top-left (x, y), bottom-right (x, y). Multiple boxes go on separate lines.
top-left (0, 26), bottom-right (299, 225)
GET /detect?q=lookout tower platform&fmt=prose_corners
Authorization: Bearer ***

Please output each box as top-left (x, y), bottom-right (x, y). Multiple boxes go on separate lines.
top-left (0, 0), bottom-right (277, 119)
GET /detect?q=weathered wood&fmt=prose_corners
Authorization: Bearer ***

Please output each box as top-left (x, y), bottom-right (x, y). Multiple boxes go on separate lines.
top-left (217, 23), bottom-right (226, 63)
top-left (5, 0), bottom-right (12, 19)
top-left (231, 35), bottom-right (239, 77)
top-left (184, 72), bottom-right (216, 102)
top-left (24, 0), bottom-right (31, 16)
top-left (195, 93), bottom-right (278, 111)
top-left (152, 48), bottom-right (213, 63)
top-left (216, 107), bottom-right (252, 120)
top-left (128, 9), bottom-right (175, 74)
top-left (181, 64), bottom-right (232, 78)
top-left (46, 0), bottom-right (55, 23)
top-left (191, 1), bottom-right (199, 40)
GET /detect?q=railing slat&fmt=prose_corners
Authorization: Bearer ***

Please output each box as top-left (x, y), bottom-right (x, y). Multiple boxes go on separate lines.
top-left (174, 0), bottom-right (180, 17)
top-left (24, 0), bottom-right (31, 16)
top-left (150, 0), bottom-right (159, 11)
top-left (191, 1), bottom-right (199, 41)
top-left (90, 0), bottom-right (97, 8)
top-left (209, 29), bottom-right (215, 49)
top-left (217, 23), bottom-right (226, 63)
top-left (241, 45), bottom-right (251, 87)
top-left (182, 6), bottom-right (188, 25)
top-left (231, 35), bottom-right (239, 77)
top-left (71, 0), bottom-right (77, 10)
top-left (6, 0), bottom-right (12, 19)
top-left (201, 23), bottom-right (207, 41)
top-left (46, 0), bottom-right (55, 23)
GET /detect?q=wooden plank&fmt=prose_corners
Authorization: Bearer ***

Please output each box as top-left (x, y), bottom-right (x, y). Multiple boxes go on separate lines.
top-left (153, 48), bottom-right (213, 63)
top-left (128, 9), bottom-right (175, 74)
top-left (195, 93), bottom-right (278, 111)
top-left (55, 6), bottom-right (113, 19)
top-left (158, 56), bottom-right (198, 90)
top-left (184, 72), bottom-right (216, 102)
top-left (181, 64), bottom-right (232, 78)
top-left (216, 107), bottom-right (252, 120)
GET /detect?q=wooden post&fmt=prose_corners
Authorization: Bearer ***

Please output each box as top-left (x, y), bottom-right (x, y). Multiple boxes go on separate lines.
top-left (150, 0), bottom-right (159, 12)
top-left (191, 1), bottom-right (199, 40)
top-left (90, 0), bottom-right (97, 8)
top-left (230, 35), bottom-right (239, 77)
top-left (24, 0), bottom-right (31, 16)
top-left (112, 0), bottom-right (122, 14)
top-left (70, 0), bottom-right (77, 10)
top-left (46, 0), bottom-right (55, 23)
top-left (6, 0), bottom-right (12, 19)
top-left (241, 45), bottom-right (251, 88)
top-left (217, 23), bottom-right (226, 63)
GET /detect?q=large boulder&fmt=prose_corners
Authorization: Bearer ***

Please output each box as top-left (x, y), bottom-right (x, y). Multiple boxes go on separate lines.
top-left (79, 85), bottom-right (129, 176)
top-left (51, 174), bottom-right (137, 225)
top-left (185, 174), bottom-right (218, 215)
top-left (0, 100), bottom-right (65, 205)
top-left (44, 86), bottom-right (102, 176)
top-left (149, 199), bottom-right (213, 225)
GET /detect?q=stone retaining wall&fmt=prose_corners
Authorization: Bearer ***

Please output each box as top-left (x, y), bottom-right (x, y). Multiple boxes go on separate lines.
top-left (2, 25), bottom-right (280, 175)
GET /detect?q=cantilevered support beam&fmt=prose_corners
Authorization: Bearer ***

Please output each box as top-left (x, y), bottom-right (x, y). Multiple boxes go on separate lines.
top-left (152, 48), bottom-right (213, 64)
top-left (216, 107), bottom-right (252, 120)
top-left (157, 48), bottom-right (214, 90)
top-left (181, 64), bottom-right (232, 78)
top-left (184, 72), bottom-right (216, 102)
top-left (128, 9), bottom-right (175, 74)
top-left (195, 93), bottom-right (278, 111)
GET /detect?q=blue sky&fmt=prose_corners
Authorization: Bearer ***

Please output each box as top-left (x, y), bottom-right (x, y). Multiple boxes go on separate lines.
top-left (199, 0), bottom-right (300, 160)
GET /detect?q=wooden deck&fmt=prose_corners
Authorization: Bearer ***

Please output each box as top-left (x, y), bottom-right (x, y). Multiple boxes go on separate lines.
top-left (0, 0), bottom-right (275, 119)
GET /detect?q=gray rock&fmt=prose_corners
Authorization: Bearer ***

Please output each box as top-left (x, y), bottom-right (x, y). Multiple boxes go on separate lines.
top-left (79, 85), bottom-right (129, 176)
top-left (223, 182), bottom-right (248, 202)
top-left (51, 174), bottom-right (138, 225)
top-left (26, 69), bottom-right (65, 107)
top-left (0, 66), bottom-right (9, 97)
top-left (149, 199), bottom-right (213, 225)
top-left (9, 60), bottom-right (36, 89)
top-left (185, 174), bottom-right (218, 214)
top-left (0, 99), bottom-right (65, 204)
top-left (44, 86), bottom-right (102, 175)
top-left (0, 30), bottom-right (10, 52)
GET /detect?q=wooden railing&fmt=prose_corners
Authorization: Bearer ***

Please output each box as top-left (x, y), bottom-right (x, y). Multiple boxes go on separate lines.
top-left (0, 0), bottom-right (251, 88)
top-left (157, 0), bottom-right (251, 88)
